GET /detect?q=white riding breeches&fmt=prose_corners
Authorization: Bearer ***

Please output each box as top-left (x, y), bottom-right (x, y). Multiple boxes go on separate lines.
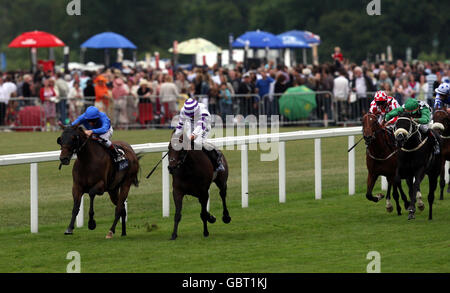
top-left (98, 127), bottom-right (114, 147)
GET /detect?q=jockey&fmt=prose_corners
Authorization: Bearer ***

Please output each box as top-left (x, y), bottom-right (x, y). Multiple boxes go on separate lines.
top-left (173, 98), bottom-right (225, 172)
top-left (433, 82), bottom-right (450, 110)
top-left (71, 106), bottom-right (126, 163)
top-left (368, 90), bottom-right (400, 127)
top-left (385, 98), bottom-right (439, 154)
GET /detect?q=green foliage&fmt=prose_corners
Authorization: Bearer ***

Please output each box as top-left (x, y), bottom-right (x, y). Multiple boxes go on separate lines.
top-left (0, 0), bottom-right (448, 70)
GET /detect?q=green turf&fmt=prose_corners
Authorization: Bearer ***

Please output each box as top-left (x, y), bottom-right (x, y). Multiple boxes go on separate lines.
top-left (0, 128), bottom-right (449, 273)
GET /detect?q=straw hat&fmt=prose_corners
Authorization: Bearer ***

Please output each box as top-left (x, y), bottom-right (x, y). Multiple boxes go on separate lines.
top-left (139, 79), bottom-right (150, 87)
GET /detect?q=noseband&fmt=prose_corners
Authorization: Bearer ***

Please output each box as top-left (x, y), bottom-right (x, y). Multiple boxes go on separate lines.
top-left (394, 116), bottom-right (420, 141)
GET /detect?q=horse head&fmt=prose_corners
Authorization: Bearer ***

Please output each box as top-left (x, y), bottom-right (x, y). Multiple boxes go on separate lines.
top-left (167, 131), bottom-right (188, 174)
top-left (431, 108), bottom-right (449, 134)
top-left (393, 114), bottom-right (417, 147)
top-left (57, 124), bottom-right (86, 165)
top-left (362, 113), bottom-right (381, 145)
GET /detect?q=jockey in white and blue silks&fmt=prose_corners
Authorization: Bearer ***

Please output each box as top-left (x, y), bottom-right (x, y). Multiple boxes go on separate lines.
top-left (433, 82), bottom-right (450, 110)
top-left (71, 106), bottom-right (125, 162)
top-left (173, 98), bottom-right (225, 171)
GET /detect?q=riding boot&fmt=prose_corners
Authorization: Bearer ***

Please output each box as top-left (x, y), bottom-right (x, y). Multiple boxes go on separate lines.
top-left (109, 144), bottom-right (125, 163)
top-left (204, 148), bottom-right (225, 172)
top-left (428, 130), bottom-right (440, 155)
top-left (214, 149), bottom-right (225, 172)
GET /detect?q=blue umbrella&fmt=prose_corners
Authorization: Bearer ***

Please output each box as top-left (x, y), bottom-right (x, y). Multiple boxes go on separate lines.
top-left (278, 30), bottom-right (320, 47)
top-left (232, 30), bottom-right (284, 49)
top-left (277, 32), bottom-right (310, 48)
top-left (81, 32), bottom-right (137, 49)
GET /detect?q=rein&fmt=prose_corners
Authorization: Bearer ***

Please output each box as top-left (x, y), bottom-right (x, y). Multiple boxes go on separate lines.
top-left (366, 149), bottom-right (398, 161)
top-left (395, 117), bottom-right (428, 152)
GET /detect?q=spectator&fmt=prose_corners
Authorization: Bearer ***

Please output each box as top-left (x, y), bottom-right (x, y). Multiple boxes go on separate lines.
top-left (219, 82), bottom-right (233, 121)
top-left (137, 79), bottom-right (153, 125)
top-left (416, 74), bottom-right (428, 102)
top-left (159, 74), bottom-right (179, 122)
top-left (94, 75), bottom-right (110, 113)
top-left (40, 78), bottom-right (58, 131)
top-left (175, 71), bottom-right (190, 93)
top-left (426, 67), bottom-right (438, 107)
top-left (376, 70), bottom-right (393, 90)
top-left (68, 81), bottom-right (84, 121)
top-left (351, 67), bottom-right (375, 119)
top-left (237, 73), bottom-right (256, 117)
top-left (333, 69), bottom-right (350, 122)
top-left (55, 72), bottom-right (70, 124)
top-left (126, 78), bottom-right (139, 126)
top-left (112, 77), bottom-right (129, 127)
top-left (256, 70), bottom-right (274, 115)
top-left (332, 46), bottom-right (344, 68)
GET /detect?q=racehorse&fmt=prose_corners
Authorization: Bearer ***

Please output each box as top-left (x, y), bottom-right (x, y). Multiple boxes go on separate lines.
top-left (167, 131), bottom-right (231, 240)
top-left (431, 108), bottom-right (450, 200)
top-left (362, 113), bottom-right (409, 215)
top-left (393, 114), bottom-right (442, 220)
top-left (57, 124), bottom-right (140, 238)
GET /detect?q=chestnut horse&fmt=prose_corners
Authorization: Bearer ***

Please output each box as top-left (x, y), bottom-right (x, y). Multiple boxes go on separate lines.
top-left (431, 108), bottom-right (450, 200)
top-left (57, 125), bottom-right (140, 238)
top-left (167, 131), bottom-right (231, 240)
top-left (362, 113), bottom-right (409, 215)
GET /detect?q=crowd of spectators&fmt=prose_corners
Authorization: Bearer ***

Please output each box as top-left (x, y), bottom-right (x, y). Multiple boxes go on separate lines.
top-left (0, 54), bottom-right (448, 131)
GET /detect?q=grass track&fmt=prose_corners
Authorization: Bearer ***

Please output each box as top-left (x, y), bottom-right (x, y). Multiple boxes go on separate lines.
top-left (0, 128), bottom-right (449, 273)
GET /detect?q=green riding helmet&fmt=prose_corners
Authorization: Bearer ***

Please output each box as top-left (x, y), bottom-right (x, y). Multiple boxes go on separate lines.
top-left (404, 98), bottom-right (420, 114)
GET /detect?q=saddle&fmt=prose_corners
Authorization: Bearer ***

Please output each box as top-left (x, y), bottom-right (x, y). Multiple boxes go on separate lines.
top-left (92, 136), bottom-right (129, 171)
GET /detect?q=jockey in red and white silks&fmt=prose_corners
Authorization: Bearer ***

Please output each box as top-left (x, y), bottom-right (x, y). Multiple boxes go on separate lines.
top-left (369, 90), bottom-right (400, 126)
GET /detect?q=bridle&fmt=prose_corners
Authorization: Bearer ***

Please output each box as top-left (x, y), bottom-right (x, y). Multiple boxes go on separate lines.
top-left (364, 113), bottom-right (398, 160)
top-left (394, 116), bottom-right (421, 142)
top-left (168, 148), bottom-right (188, 172)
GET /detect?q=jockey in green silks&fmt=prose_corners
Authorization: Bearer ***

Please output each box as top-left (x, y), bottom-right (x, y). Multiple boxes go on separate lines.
top-left (385, 98), bottom-right (439, 154)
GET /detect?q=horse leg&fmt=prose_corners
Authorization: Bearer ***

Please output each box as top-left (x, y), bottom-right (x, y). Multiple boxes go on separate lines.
top-left (385, 180), bottom-right (393, 213)
top-left (439, 160), bottom-right (445, 200)
top-left (171, 188), bottom-right (184, 240)
top-left (406, 176), bottom-right (416, 220)
top-left (366, 172), bottom-right (382, 202)
top-left (199, 192), bottom-right (213, 237)
top-left (119, 184), bottom-right (131, 237)
top-left (415, 172), bottom-right (426, 213)
top-left (105, 188), bottom-right (120, 239)
top-left (88, 194), bottom-right (96, 230)
top-left (215, 180), bottom-right (231, 224)
top-left (428, 174), bottom-right (438, 220)
top-left (65, 185), bottom-right (83, 235)
top-left (391, 180), bottom-right (402, 216)
top-left (397, 180), bottom-right (410, 210)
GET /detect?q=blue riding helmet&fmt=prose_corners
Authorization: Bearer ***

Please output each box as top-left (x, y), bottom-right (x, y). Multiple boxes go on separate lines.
top-left (84, 106), bottom-right (101, 120)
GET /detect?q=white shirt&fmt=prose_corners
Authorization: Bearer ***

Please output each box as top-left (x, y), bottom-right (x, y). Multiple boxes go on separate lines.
top-left (355, 77), bottom-right (367, 97)
top-left (0, 82), bottom-right (17, 104)
top-left (333, 76), bottom-right (349, 101)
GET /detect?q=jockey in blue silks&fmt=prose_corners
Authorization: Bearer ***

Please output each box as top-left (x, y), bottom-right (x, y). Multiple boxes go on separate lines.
top-left (433, 82), bottom-right (450, 110)
top-left (71, 106), bottom-right (125, 162)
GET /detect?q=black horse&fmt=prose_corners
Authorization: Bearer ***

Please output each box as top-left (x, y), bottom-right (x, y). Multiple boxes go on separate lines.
top-left (393, 114), bottom-right (442, 220)
top-left (168, 132), bottom-right (231, 240)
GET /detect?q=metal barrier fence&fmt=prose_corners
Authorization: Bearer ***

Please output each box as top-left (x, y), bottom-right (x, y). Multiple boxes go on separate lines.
top-left (1, 91), bottom-right (394, 131)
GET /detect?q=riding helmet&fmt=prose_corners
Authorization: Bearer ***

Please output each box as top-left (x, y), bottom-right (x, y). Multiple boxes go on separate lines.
top-left (85, 106), bottom-right (101, 120)
top-left (435, 83), bottom-right (450, 96)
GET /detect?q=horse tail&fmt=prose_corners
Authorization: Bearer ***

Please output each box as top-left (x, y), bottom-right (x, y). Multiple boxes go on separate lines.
top-left (134, 153), bottom-right (144, 187)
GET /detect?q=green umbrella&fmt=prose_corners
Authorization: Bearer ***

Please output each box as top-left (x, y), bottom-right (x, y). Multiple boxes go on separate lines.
top-left (279, 86), bottom-right (317, 120)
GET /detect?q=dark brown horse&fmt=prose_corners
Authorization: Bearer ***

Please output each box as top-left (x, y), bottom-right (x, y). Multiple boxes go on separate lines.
top-left (57, 125), bottom-right (140, 238)
top-left (362, 113), bottom-right (409, 215)
top-left (431, 108), bottom-right (450, 200)
top-left (168, 132), bottom-right (231, 240)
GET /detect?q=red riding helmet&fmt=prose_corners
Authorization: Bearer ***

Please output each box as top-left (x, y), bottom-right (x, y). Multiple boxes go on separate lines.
top-left (374, 91), bottom-right (388, 102)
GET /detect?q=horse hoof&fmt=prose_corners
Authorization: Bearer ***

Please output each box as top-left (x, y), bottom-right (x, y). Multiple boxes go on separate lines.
top-left (375, 193), bottom-right (385, 201)
top-left (208, 215), bottom-right (216, 224)
top-left (408, 213), bottom-right (415, 220)
top-left (203, 231), bottom-right (210, 237)
top-left (170, 233), bottom-right (177, 240)
top-left (64, 229), bottom-right (73, 235)
top-left (121, 233), bottom-right (127, 237)
top-left (105, 231), bottom-right (114, 239)
top-left (88, 220), bottom-right (96, 230)
top-left (386, 206), bottom-right (393, 213)
top-left (222, 215), bottom-right (231, 224)
top-left (417, 202), bottom-right (425, 211)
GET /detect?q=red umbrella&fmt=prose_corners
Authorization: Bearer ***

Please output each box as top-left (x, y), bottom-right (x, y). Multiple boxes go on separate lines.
top-left (8, 30), bottom-right (65, 48)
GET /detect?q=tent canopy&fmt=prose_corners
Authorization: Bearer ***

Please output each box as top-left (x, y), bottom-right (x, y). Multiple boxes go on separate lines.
top-left (9, 30), bottom-right (65, 48)
top-left (81, 32), bottom-right (137, 49)
top-left (232, 30), bottom-right (284, 49)
top-left (169, 38), bottom-right (221, 54)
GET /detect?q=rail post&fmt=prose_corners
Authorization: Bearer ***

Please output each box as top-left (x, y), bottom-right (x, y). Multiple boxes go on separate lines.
top-left (162, 151), bottom-right (170, 217)
top-left (315, 139), bottom-right (322, 199)
top-left (241, 144), bottom-right (249, 208)
top-left (30, 163), bottom-right (38, 233)
top-left (278, 141), bottom-right (286, 203)
top-left (348, 136), bottom-right (355, 195)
